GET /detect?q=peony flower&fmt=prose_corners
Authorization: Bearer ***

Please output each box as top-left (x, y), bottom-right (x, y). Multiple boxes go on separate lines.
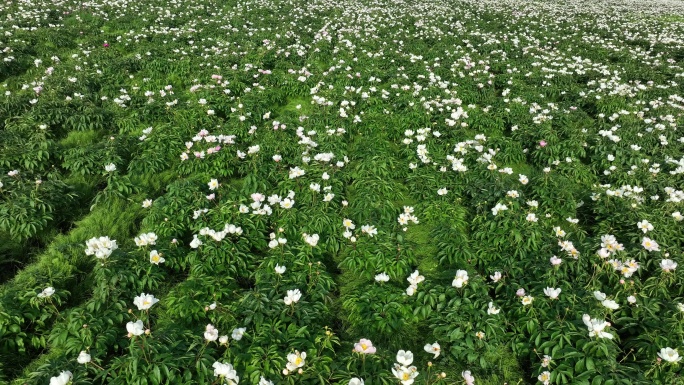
top-left (658, 347), bottom-right (681, 363)
top-left (204, 324), bottom-right (219, 342)
top-left (49, 371), bottom-right (73, 385)
top-left (104, 163), bottom-right (116, 172)
top-left (219, 335), bottom-right (229, 345)
top-left (490, 272), bottom-right (502, 282)
top-left (396, 350), bottom-right (414, 366)
top-left (521, 296), bottom-right (534, 306)
top-left (127, 320), bottom-right (145, 336)
top-left (142, 199), bottom-right (153, 208)
top-left (133, 293), bottom-right (159, 310)
top-left (544, 287), bottom-right (561, 299)
top-left (231, 327), bottom-right (246, 341)
top-left (487, 301), bottom-right (500, 315)
top-left (286, 351), bottom-right (306, 371)
top-left (275, 264), bottom-right (286, 275)
top-left (354, 338), bottom-right (377, 354)
top-left (642, 237), bottom-right (660, 252)
top-left (392, 364), bottom-right (419, 385)
top-left (375, 272), bottom-right (390, 282)
top-left (149, 250), bottom-right (165, 265)
top-left (38, 286), bottom-right (55, 298)
top-left (601, 299), bottom-right (619, 310)
top-left (538, 371), bottom-right (551, 385)
top-left (462, 370), bottom-right (475, 385)
top-left (424, 342), bottom-right (440, 358)
top-left (212, 362), bottom-right (239, 384)
top-left (637, 220), bottom-right (653, 233)
top-left (661, 259), bottom-right (677, 272)
top-left (259, 377), bottom-right (274, 385)
top-left (349, 378), bottom-right (364, 385)
top-left (304, 233), bottom-right (319, 247)
top-left (284, 289), bottom-right (302, 305)
top-left (208, 179), bottom-right (219, 190)
top-left (452, 270), bottom-right (469, 288)
top-left (593, 291), bottom-right (606, 301)
top-left (77, 351), bottom-right (91, 364)
top-left (582, 314), bottom-right (613, 339)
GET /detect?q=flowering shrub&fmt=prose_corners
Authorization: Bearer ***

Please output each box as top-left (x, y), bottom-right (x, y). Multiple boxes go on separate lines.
top-left (1, 0), bottom-right (684, 384)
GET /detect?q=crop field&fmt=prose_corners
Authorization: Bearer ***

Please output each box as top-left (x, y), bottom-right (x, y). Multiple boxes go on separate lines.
top-left (1, 0), bottom-right (684, 383)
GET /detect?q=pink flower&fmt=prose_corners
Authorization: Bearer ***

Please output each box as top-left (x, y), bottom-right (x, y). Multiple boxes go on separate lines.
top-left (103, 43), bottom-right (109, 47)
top-left (539, 140), bottom-right (547, 147)
top-left (353, 339), bottom-right (376, 354)
top-left (516, 288), bottom-right (526, 297)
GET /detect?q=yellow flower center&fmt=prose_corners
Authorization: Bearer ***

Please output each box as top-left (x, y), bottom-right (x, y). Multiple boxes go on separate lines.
top-left (402, 373), bottom-right (410, 381)
top-left (295, 357), bottom-right (302, 365)
top-left (361, 344), bottom-right (367, 350)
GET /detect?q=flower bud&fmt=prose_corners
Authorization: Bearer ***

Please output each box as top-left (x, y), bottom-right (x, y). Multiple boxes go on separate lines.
top-left (298, 369), bottom-right (303, 375)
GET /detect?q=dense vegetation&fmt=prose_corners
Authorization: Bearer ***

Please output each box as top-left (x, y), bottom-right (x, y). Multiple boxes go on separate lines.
top-left (1, 0), bottom-right (684, 383)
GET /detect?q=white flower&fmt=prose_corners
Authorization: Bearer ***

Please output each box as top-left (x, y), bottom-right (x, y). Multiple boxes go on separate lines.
top-left (673, 212), bottom-right (684, 221)
top-left (219, 335), bottom-right (229, 345)
top-left (392, 364), bottom-right (419, 385)
top-left (142, 199), bottom-right (153, 208)
top-left (127, 320), bottom-right (145, 336)
top-left (38, 287), bottom-right (55, 298)
top-left (602, 299), bottom-right (620, 310)
top-left (286, 351), bottom-right (306, 371)
top-left (104, 163), bottom-right (116, 172)
top-left (349, 378), bottom-right (364, 385)
top-left (304, 233), bottom-right (319, 247)
top-left (582, 314), bottom-right (613, 339)
top-left (543, 287), bottom-right (561, 299)
top-left (208, 179), bottom-right (220, 190)
top-left (212, 361), bottom-right (239, 384)
top-left (259, 376), bottom-right (274, 385)
top-left (437, 188), bottom-right (448, 196)
top-left (627, 295), bottom-right (636, 304)
top-left (642, 237), bottom-right (660, 252)
top-left (658, 347), bottom-right (681, 363)
top-left (424, 343), bottom-right (440, 358)
top-left (462, 370), bottom-right (475, 385)
top-left (375, 273), bottom-right (390, 282)
top-left (526, 213), bottom-right (538, 222)
top-left (661, 259), bottom-right (677, 272)
top-left (133, 293), bottom-right (159, 310)
top-left (538, 371), bottom-right (551, 385)
top-left (85, 236), bottom-right (118, 259)
top-left (275, 264), bottom-right (286, 275)
top-left (521, 296), bottom-right (534, 306)
top-left (49, 371), bottom-right (73, 385)
top-left (407, 270), bottom-right (425, 286)
top-left (149, 250), bottom-right (165, 265)
top-left (77, 351), bottom-right (91, 364)
top-left (487, 301), bottom-right (500, 315)
top-left (490, 272), bottom-right (502, 282)
top-left (205, 324), bottom-right (219, 342)
top-left (231, 327), bottom-right (246, 341)
top-left (190, 235), bottom-right (202, 248)
top-left (342, 218), bottom-right (355, 229)
top-left (396, 350), bottom-right (414, 366)
top-left (637, 220), bottom-right (653, 233)
top-left (284, 289), bottom-right (302, 305)
top-left (452, 270), bottom-right (469, 288)
top-left (593, 291), bottom-right (607, 301)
